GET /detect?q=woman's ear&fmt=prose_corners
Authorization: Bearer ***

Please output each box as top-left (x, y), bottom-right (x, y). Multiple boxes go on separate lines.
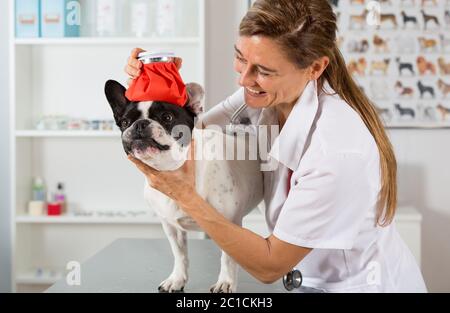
top-left (185, 83), bottom-right (205, 116)
top-left (310, 56), bottom-right (330, 81)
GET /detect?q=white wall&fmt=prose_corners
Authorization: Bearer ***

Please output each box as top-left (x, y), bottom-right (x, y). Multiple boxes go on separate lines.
top-left (390, 130), bottom-right (450, 292)
top-left (0, 0), bottom-right (11, 293)
top-left (205, 0), bottom-right (248, 109)
top-left (205, 1), bottom-right (450, 292)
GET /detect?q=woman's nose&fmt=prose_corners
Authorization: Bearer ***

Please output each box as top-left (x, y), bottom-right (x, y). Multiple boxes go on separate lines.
top-left (238, 66), bottom-right (256, 87)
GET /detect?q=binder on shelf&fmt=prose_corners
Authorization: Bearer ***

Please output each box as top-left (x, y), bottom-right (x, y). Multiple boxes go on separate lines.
top-left (15, 0), bottom-right (41, 38)
top-left (40, 0), bottom-right (80, 38)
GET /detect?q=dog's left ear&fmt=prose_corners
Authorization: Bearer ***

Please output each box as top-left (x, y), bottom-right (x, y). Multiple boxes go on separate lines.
top-left (105, 80), bottom-right (129, 123)
top-left (185, 83), bottom-right (204, 116)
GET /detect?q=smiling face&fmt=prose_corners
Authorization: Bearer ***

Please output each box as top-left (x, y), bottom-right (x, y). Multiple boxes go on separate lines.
top-left (233, 36), bottom-right (311, 109)
top-left (105, 80), bottom-right (204, 171)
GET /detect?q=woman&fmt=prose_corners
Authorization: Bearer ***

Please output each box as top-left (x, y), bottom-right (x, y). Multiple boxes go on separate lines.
top-left (125, 0), bottom-right (426, 292)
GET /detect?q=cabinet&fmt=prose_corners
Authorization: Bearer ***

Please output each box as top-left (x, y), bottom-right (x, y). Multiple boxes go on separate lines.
top-left (9, 0), bottom-right (205, 292)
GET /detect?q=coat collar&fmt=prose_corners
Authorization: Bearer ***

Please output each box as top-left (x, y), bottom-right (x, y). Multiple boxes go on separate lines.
top-left (260, 79), bottom-right (323, 171)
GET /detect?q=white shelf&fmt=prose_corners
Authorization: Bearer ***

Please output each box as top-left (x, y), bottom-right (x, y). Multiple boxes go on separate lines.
top-left (14, 37), bottom-right (201, 46)
top-left (15, 211), bottom-right (265, 225)
top-left (16, 215), bottom-right (161, 225)
top-left (15, 130), bottom-right (121, 138)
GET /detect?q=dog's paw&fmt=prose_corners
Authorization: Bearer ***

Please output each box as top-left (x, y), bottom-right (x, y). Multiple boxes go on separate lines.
top-left (210, 280), bottom-right (236, 293)
top-left (158, 275), bottom-right (187, 293)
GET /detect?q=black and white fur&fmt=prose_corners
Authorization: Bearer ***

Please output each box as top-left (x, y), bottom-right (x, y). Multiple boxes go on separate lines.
top-left (105, 80), bottom-right (263, 293)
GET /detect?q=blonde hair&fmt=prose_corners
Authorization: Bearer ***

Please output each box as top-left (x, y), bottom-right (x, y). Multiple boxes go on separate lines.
top-left (240, 0), bottom-right (397, 226)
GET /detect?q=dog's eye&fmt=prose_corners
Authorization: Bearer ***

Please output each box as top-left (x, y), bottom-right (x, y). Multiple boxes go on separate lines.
top-left (161, 113), bottom-right (173, 123)
top-left (120, 119), bottom-right (130, 128)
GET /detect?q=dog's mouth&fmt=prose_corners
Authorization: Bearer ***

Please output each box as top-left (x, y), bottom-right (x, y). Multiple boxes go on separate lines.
top-left (126, 138), bottom-right (171, 156)
top-left (135, 138), bottom-right (170, 151)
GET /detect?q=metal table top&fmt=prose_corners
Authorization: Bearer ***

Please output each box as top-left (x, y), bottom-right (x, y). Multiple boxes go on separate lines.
top-left (46, 238), bottom-right (320, 293)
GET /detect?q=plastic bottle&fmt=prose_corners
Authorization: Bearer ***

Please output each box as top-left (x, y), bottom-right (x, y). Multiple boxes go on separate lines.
top-left (96, 0), bottom-right (117, 37)
top-left (156, 0), bottom-right (176, 37)
top-left (47, 190), bottom-right (62, 216)
top-left (32, 177), bottom-right (46, 202)
top-left (54, 182), bottom-right (67, 214)
top-left (130, 0), bottom-right (151, 37)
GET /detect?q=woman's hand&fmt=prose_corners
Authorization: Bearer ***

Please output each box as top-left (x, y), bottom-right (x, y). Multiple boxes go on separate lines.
top-left (125, 48), bottom-right (183, 86)
top-left (127, 140), bottom-right (196, 203)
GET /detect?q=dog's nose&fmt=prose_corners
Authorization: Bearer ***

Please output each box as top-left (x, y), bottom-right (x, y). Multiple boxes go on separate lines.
top-left (134, 120), bottom-right (150, 136)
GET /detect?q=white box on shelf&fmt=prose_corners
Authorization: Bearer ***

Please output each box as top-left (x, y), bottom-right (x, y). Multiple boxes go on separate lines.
top-left (156, 0), bottom-right (176, 37)
top-left (130, 1), bottom-right (151, 38)
top-left (95, 0), bottom-right (117, 37)
top-left (40, 0), bottom-right (80, 38)
top-left (15, 0), bottom-right (40, 38)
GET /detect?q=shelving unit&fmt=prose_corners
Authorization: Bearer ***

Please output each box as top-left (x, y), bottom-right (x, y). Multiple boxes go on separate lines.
top-left (15, 215), bottom-right (161, 224)
top-left (9, 0), bottom-right (206, 292)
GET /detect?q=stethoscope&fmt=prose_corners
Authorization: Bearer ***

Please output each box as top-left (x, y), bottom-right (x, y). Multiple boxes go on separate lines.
top-left (283, 269), bottom-right (303, 291)
top-left (227, 103), bottom-right (257, 137)
top-left (230, 103), bottom-right (248, 125)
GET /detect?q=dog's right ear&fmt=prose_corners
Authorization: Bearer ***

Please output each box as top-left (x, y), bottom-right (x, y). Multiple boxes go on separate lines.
top-left (105, 80), bottom-right (129, 122)
top-left (185, 82), bottom-right (205, 116)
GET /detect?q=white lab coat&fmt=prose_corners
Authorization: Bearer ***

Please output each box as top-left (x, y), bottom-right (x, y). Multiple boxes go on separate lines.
top-left (201, 80), bottom-right (427, 293)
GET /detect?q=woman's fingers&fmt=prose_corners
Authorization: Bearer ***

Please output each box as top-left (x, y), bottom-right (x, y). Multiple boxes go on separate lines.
top-left (128, 55), bottom-right (142, 69)
top-left (174, 57), bottom-right (183, 70)
top-left (125, 48), bottom-right (145, 78)
top-left (125, 65), bottom-right (141, 78)
top-left (131, 47), bottom-right (145, 58)
top-left (125, 55), bottom-right (142, 77)
top-left (126, 48), bottom-right (182, 79)
top-left (189, 139), bottom-right (195, 161)
top-left (128, 155), bottom-right (157, 176)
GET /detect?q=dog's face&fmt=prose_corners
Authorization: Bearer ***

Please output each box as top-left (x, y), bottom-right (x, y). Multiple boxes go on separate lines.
top-left (105, 80), bottom-right (204, 171)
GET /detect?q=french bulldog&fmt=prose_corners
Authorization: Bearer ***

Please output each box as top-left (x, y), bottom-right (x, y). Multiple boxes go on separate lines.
top-left (104, 80), bottom-right (263, 293)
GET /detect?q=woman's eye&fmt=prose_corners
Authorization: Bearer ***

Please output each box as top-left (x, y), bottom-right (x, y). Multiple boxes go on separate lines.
top-left (162, 113), bottom-right (173, 123)
top-left (235, 54), bottom-right (246, 63)
top-left (257, 69), bottom-right (270, 77)
top-left (121, 120), bottom-right (129, 128)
